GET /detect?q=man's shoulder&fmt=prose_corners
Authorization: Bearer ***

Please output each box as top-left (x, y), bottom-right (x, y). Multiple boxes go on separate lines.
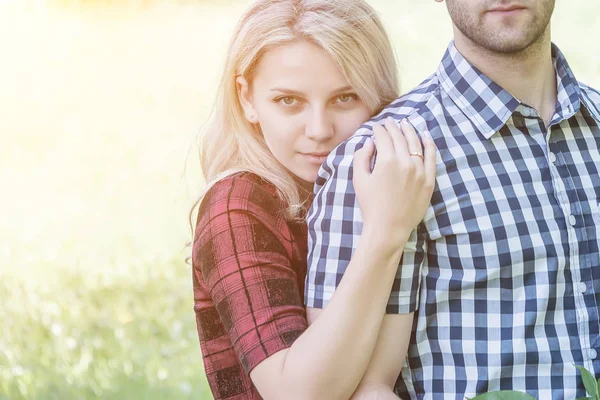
top-left (316, 74), bottom-right (442, 186)
top-left (335, 73), bottom-right (442, 155)
top-left (371, 73), bottom-right (441, 127)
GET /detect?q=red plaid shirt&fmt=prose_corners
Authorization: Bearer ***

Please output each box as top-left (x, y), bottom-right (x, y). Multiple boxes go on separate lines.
top-left (192, 173), bottom-right (309, 399)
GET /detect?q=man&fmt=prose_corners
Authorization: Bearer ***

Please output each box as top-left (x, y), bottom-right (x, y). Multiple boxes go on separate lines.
top-left (305, 0), bottom-right (600, 398)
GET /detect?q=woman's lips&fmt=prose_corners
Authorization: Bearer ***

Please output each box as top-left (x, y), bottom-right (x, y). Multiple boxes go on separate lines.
top-left (300, 152), bottom-right (330, 165)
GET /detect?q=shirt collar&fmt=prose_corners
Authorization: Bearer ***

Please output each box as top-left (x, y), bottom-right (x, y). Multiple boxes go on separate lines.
top-left (552, 44), bottom-right (582, 123)
top-left (437, 41), bottom-right (597, 138)
top-left (554, 44), bottom-right (600, 124)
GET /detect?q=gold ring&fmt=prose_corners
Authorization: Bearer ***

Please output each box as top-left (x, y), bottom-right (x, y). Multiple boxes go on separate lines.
top-left (409, 152), bottom-right (423, 160)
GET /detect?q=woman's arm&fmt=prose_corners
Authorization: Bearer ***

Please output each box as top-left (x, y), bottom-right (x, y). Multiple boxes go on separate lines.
top-left (251, 232), bottom-right (409, 400)
top-left (348, 313), bottom-right (411, 400)
top-left (250, 119), bottom-right (436, 400)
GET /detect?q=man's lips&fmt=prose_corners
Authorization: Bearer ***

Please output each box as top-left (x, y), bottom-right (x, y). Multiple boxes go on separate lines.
top-left (487, 4), bottom-right (527, 13)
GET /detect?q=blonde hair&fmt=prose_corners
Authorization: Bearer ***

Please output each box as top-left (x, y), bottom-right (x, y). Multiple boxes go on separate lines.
top-left (192, 0), bottom-right (399, 227)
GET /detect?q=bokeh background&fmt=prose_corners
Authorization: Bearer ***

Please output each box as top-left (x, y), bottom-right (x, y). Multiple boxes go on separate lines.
top-left (1, 0), bottom-right (598, 399)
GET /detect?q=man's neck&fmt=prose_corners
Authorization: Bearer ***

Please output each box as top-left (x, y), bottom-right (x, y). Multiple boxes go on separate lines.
top-left (453, 28), bottom-right (557, 127)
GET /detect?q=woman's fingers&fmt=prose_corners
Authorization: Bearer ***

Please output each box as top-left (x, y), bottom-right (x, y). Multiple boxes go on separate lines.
top-left (353, 137), bottom-right (375, 178)
top-left (400, 119), bottom-right (424, 165)
top-left (372, 122), bottom-right (394, 161)
top-left (383, 117), bottom-right (409, 160)
top-left (353, 117), bottom-right (437, 238)
top-left (372, 118), bottom-right (435, 188)
top-left (422, 131), bottom-right (437, 187)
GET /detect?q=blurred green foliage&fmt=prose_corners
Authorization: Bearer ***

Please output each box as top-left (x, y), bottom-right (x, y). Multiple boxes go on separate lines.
top-left (1, 259), bottom-right (211, 399)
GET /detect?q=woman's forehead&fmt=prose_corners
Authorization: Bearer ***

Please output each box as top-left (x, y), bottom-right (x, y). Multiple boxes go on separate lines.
top-left (252, 41), bottom-right (350, 94)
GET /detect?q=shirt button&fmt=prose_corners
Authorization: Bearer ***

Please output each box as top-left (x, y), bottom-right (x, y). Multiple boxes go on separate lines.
top-left (590, 349), bottom-right (597, 360)
top-left (569, 215), bottom-right (577, 226)
top-left (548, 152), bottom-right (557, 164)
top-left (579, 282), bottom-right (587, 293)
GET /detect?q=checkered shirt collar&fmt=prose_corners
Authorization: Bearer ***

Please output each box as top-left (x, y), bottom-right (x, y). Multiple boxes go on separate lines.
top-left (553, 45), bottom-right (600, 123)
top-left (437, 41), bottom-right (600, 139)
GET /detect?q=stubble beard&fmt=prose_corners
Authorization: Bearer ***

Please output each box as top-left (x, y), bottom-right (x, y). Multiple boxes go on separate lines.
top-left (447, 0), bottom-right (555, 59)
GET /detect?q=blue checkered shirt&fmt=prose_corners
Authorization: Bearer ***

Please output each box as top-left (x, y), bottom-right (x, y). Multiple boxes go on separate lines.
top-left (305, 42), bottom-right (600, 399)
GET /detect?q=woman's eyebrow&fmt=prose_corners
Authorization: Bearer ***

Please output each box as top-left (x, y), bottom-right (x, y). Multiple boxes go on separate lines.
top-left (269, 85), bottom-right (354, 96)
top-left (329, 86), bottom-right (353, 96)
top-left (270, 88), bottom-right (306, 96)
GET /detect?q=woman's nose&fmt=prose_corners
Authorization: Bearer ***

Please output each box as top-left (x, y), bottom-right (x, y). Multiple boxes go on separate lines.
top-left (305, 109), bottom-right (334, 141)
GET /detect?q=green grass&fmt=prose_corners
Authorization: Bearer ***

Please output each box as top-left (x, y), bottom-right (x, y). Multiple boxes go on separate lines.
top-left (1, 1), bottom-right (598, 399)
top-left (1, 261), bottom-right (212, 399)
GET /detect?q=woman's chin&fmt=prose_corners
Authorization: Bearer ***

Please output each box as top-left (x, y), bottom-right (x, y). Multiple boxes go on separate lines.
top-left (290, 170), bottom-right (317, 190)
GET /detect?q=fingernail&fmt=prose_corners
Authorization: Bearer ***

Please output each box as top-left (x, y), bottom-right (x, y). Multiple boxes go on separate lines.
top-left (401, 118), bottom-right (409, 125)
top-left (423, 130), bottom-right (431, 139)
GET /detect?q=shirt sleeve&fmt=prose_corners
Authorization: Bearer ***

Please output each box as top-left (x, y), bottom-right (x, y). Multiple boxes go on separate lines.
top-left (304, 129), bottom-right (427, 314)
top-left (194, 176), bottom-right (308, 374)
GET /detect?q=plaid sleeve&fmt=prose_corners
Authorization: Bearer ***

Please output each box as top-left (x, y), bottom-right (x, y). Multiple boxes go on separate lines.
top-left (304, 130), bottom-right (426, 314)
top-left (195, 176), bottom-right (308, 374)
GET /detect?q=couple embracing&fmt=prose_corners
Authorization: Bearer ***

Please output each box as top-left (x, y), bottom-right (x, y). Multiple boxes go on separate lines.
top-left (191, 0), bottom-right (600, 399)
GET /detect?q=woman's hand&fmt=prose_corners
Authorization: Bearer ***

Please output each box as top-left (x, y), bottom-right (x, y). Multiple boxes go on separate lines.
top-left (353, 117), bottom-right (436, 246)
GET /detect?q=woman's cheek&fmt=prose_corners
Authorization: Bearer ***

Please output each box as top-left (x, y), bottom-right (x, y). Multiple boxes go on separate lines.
top-left (336, 121), bottom-right (357, 140)
top-left (343, 111), bottom-right (370, 138)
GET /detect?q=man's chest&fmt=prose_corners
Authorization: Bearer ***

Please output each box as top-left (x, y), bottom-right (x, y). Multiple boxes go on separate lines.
top-left (425, 112), bottom-right (600, 275)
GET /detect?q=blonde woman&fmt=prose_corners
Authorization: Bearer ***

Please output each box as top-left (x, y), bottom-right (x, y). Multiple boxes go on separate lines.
top-left (191, 1), bottom-right (436, 399)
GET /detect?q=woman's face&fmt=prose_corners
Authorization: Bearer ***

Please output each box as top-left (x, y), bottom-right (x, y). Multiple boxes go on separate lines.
top-left (238, 40), bottom-right (372, 187)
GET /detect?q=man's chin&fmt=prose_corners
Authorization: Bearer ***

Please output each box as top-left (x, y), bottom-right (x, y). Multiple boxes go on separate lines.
top-left (483, 41), bottom-right (532, 54)
top-left (471, 30), bottom-right (541, 54)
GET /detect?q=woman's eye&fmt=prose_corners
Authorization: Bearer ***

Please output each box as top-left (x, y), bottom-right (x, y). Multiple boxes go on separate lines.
top-left (336, 94), bottom-right (356, 104)
top-left (279, 97), bottom-right (297, 106)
